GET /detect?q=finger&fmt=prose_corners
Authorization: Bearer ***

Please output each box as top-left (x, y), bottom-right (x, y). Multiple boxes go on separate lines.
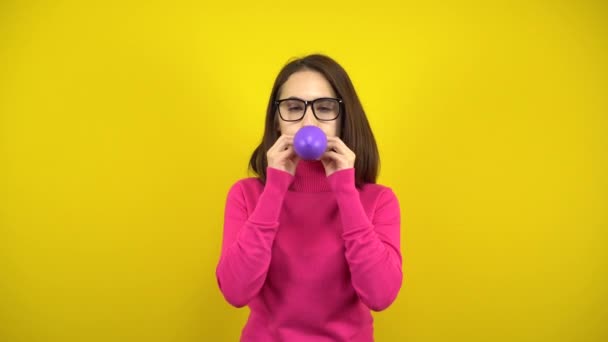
top-left (326, 136), bottom-right (347, 148)
top-left (289, 153), bottom-right (300, 164)
top-left (278, 144), bottom-right (297, 159)
top-left (325, 140), bottom-right (352, 156)
top-left (321, 150), bottom-right (344, 162)
top-left (270, 135), bottom-right (293, 153)
top-left (278, 135), bottom-right (294, 150)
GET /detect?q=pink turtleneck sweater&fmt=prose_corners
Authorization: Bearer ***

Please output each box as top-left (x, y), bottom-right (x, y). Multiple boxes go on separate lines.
top-left (216, 160), bottom-right (403, 341)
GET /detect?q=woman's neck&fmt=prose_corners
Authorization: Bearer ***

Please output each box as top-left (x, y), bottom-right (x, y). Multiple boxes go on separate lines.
top-left (289, 160), bottom-right (331, 192)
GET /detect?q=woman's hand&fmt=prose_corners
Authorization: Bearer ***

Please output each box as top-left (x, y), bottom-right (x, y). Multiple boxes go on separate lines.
top-left (321, 136), bottom-right (356, 177)
top-left (267, 135), bottom-right (300, 176)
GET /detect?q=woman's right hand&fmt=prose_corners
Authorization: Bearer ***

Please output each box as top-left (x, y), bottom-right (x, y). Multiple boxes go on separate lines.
top-left (266, 134), bottom-right (299, 176)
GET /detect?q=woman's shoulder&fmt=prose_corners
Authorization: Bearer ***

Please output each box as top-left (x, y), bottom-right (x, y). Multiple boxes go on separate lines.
top-left (237, 175), bottom-right (264, 186)
top-left (359, 182), bottom-right (399, 203)
top-left (360, 182), bottom-right (393, 194)
top-left (225, 176), bottom-right (265, 199)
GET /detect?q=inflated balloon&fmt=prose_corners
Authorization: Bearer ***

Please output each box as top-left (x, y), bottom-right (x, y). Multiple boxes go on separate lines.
top-left (293, 126), bottom-right (327, 160)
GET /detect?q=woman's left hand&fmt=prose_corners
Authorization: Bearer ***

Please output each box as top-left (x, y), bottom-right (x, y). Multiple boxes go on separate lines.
top-left (321, 136), bottom-right (356, 177)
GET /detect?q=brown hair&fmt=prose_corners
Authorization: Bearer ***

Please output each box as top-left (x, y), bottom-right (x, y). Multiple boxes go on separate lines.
top-left (249, 54), bottom-right (379, 187)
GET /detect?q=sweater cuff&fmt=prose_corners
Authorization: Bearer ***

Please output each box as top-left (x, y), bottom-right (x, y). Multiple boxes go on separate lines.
top-left (266, 167), bottom-right (294, 194)
top-left (327, 168), bottom-right (357, 194)
top-left (247, 167), bottom-right (293, 226)
top-left (327, 168), bottom-right (372, 231)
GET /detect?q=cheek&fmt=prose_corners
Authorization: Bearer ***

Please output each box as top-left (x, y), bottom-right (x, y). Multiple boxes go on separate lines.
top-left (323, 122), bottom-right (339, 137)
top-left (320, 125), bottom-right (340, 137)
top-left (278, 122), bottom-right (299, 136)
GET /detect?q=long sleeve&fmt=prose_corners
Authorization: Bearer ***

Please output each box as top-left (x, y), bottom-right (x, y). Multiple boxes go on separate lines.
top-left (327, 168), bottom-right (403, 311)
top-left (216, 168), bottom-right (294, 307)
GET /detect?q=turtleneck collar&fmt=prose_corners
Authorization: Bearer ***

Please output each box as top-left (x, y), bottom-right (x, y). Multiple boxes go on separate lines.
top-left (289, 160), bottom-right (331, 193)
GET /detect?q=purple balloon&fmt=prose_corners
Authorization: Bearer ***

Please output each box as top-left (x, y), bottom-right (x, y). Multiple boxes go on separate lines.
top-left (293, 126), bottom-right (328, 160)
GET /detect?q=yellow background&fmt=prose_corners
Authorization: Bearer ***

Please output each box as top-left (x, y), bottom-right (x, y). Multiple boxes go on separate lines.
top-left (1, 0), bottom-right (606, 341)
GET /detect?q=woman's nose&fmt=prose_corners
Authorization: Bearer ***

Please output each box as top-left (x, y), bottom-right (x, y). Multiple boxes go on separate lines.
top-left (301, 106), bottom-right (318, 126)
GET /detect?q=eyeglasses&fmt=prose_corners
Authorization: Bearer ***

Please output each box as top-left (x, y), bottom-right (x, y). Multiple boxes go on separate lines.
top-left (275, 97), bottom-right (343, 122)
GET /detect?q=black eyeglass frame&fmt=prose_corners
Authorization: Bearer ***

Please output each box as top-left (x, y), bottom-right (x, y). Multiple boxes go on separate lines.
top-left (274, 97), bottom-right (343, 122)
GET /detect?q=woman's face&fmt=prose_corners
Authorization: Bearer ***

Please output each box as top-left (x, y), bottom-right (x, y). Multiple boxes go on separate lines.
top-left (276, 70), bottom-right (341, 137)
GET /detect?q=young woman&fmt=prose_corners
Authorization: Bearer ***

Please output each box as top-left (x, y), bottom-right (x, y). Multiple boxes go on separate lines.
top-left (216, 54), bottom-right (403, 341)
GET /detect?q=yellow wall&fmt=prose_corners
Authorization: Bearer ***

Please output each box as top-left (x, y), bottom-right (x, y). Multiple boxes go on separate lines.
top-left (1, 0), bottom-right (606, 341)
